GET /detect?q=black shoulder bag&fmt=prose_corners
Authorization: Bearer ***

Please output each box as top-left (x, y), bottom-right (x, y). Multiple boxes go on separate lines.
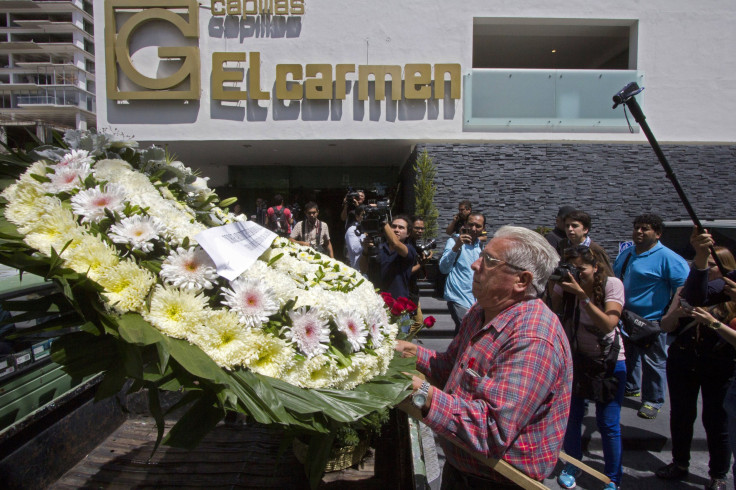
top-left (617, 253), bottom-right (662, 348)
top-left (569, 302), bottom-right (621, 404)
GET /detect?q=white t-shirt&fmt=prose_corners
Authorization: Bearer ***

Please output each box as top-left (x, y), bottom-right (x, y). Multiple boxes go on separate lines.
top-left (555, 276), bottom-right (626, 361)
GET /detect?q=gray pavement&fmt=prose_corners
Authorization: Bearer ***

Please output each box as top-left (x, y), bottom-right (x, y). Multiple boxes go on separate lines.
top-left (414, 291), bottom-right (732, 490)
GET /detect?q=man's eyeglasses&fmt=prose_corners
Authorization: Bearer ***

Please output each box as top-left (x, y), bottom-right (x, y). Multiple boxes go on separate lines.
top-left (480, 252), bottom-right (525, 271)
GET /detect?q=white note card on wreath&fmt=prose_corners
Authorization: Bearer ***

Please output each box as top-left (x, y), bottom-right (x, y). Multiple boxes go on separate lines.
top-left (195, 221), bottom-right (277, 281)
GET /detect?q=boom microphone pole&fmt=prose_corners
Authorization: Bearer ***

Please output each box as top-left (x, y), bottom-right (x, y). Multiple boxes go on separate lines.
top-left (612, 82), bottom-right (728, 275)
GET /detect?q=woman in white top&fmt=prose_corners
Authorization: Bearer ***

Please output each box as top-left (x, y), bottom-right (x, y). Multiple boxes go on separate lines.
top-left (551, 245), bottom-right (626, 490)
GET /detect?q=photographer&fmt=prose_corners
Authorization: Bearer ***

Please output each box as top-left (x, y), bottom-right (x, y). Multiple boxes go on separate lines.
top-left (550, 246), bottom-right (625, 490)
top-left (340, 189), bottom-right (365, 226)
top-left (655, 245), bottom-right (736, 489)
top-left (439, 212), bottom-right (485, 334)
top-left (375, 215), bottom-right (417, 300)
top-left (345, 205), bottom-right (366, 271)
top-left (290, 202), bottom-right (333, 258)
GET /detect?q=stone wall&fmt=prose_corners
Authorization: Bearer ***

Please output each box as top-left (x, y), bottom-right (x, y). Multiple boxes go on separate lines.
top-left (411, 143), bottom-right (736, 259)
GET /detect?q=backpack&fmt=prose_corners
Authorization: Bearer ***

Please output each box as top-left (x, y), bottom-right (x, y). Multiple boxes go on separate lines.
top-left (269, 206), bottom-right (289, 235)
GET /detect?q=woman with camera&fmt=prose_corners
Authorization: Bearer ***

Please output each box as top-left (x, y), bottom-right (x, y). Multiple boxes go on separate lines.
top-left (655, 246), bottom-right (736, 490)
top-left (550, 245), bottom-right (625, 490)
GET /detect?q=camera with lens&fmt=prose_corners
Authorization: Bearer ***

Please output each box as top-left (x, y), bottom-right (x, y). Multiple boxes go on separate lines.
top-left (416, 239), bottom-right (437, 259)
top-left (549, 263), bottom-right (580, 283)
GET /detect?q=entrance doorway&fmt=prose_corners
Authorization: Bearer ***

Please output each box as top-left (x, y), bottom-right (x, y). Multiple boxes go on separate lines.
top-left (223, 165), bottom-right (402, 261)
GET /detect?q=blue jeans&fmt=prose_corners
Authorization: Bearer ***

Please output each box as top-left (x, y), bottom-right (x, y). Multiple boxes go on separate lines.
top-left (564, 360), bottom-right (626, 485)
top-left (724, 375), bottom-right (736, 488)
top-left (447, 301), bottom-right (468, 336)
top-left (625, 330), bottom-right (668, 409)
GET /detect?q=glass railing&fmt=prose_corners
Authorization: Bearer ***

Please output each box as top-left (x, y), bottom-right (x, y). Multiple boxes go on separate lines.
top-left (463, 69), bottom-right (643, 132)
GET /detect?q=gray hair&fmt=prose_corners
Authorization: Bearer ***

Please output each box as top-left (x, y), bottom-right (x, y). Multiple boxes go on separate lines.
top-left (494, 225), bottom-right (560, 298)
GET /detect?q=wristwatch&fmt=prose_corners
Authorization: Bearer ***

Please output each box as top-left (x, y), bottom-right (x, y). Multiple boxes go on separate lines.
top-left (708, 320), bottom-right (723, 331)
top-left (412, 381), bottom-right (431, 409)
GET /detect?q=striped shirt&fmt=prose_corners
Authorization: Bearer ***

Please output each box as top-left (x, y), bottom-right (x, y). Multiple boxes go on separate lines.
top-left (416, 299), bottom-right (572, 482)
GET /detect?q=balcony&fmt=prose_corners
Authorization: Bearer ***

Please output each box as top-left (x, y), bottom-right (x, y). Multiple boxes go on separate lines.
top-left (463, 69), bottom-right (643, 132)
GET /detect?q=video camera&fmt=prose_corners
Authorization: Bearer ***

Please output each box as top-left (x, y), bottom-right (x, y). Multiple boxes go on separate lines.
top-left (345, 187), bottom-right (363, 211)
top-left (549, 262), bottom-right (580, 283)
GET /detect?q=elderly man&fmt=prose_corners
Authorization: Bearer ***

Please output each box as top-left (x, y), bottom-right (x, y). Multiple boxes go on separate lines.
top-left (396, 226), bottom-right (572, 487)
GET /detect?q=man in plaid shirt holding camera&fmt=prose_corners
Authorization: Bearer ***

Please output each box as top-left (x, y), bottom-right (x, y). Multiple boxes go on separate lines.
top-left (397, 226), bottom-right (572, 488)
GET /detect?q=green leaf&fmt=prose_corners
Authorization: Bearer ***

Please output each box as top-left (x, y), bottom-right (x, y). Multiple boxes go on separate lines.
top-left (148, 387), bottom-right (166, 456)
top-left (305, 430), bottom-right (336, 489)
top-left (163, 336), bottom-right (225, 382)
top-left (267, 252), bottom-right (283, 267)
top-left (118, 313), bottom-right (166, 346)
top-left (164, 392), bottom-right (223, 450)
top-left (219, 197), bottom-right (237, 208)
top-left (328, 344), bottom-right (352, 368)
top-left (51, 331), bottom-right (116, 378)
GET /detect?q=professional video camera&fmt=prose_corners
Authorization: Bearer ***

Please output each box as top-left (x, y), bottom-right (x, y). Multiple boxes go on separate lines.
top-left (549, 262), bottom-right (580, 283)
top-left (344, 187), bottom-right (363, 211)
top-left (361, 199), bottom-right (392, 238)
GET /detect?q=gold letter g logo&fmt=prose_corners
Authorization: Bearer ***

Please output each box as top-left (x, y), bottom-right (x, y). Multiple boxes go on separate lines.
top-left (105, 0), bottom-right (200, 100)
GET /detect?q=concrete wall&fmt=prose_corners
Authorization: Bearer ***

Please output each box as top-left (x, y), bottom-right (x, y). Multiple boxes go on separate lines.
top-left (418, 142), bottom-right (736, 258)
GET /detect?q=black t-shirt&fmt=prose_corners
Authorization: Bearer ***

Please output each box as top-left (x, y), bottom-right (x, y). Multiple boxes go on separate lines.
top-left (378, 242), bottom-right (417, 299)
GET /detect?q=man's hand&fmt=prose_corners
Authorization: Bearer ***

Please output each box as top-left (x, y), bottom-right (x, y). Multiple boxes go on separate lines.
top-left (452, 231), bottom-right (471, 252)
top-left (395, 339), bottom-right (417, 358)
top-left (690, 227), bottom-right (714, 270)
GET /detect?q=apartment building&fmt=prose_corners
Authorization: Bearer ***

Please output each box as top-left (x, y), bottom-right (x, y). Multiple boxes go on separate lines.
top-left (0, 0), bottom-right (96, 144)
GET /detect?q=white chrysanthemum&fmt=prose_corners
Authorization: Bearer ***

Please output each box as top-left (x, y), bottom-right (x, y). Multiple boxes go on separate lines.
top-left (285, 307), bottom-right (330, 358)
top-left (55, 149), bottom-right (94, 168)
top-left (109, 215), bottom-right (165, 253)
top-left (45, 162), bottom-right (91, 193)
top-left (5, 188), bottom-right (60, 230)
top-left (144, 285), bottom-right (207, 339)
top-left (339, 352), bottom-right (381, 391)
top-left (98, 259), bottom-right (156, 312)
top-left (335, 310), bottom-right (368, 352)
top-left (242, 264), bottom-right (299, 306)
top-left (70, 183), bottom-right (127, 223)
top-left (92, 159), bottom-right (132, 180)
top-left (188, 309), bottom-right (249, 368)
top-left (283, 354), bottom-right (340, 389)
top-left (221, 277), bottom-right (279, 328)
top-left (160, 247), bottom-right (218, 291)
top-left (240, 329), bottom-right (295, 378)
top-left (63, 234), bottom-right (120, 280)
top-left (21, 204), bottom-right (83, 255)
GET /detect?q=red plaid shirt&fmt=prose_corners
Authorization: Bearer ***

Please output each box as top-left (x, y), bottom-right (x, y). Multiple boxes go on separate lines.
top-left (417, 299), bottom-right (572, 482)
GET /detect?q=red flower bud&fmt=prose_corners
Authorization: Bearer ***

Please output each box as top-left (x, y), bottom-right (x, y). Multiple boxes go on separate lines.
top-left (391, 303), bottom-right (404, 316)
top-left (423, 316), bottom-right (436, 328)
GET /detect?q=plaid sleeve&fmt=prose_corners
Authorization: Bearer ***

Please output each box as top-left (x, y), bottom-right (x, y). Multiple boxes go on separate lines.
top-left (423, 335), bottom-right (561, 459)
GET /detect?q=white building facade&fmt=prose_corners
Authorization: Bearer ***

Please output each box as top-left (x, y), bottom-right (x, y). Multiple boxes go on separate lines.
top-left (96, 0), bottom-right (736, 254)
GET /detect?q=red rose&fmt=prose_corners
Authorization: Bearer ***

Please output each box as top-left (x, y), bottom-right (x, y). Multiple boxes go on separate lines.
top-left (403, 298), bottom-right (417, 313)
top-left (423, 316), bottom-right (436, 328)
top-left (380, 292), bottom-right (395, 308)
top-left (391, 302), bottom-right (404, 316)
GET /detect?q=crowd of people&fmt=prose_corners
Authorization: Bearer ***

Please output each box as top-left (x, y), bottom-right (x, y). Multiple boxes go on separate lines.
top-left (403, 202), bottom-right (734, 490)
top-left (247, 192), bottom-right (735, 490)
